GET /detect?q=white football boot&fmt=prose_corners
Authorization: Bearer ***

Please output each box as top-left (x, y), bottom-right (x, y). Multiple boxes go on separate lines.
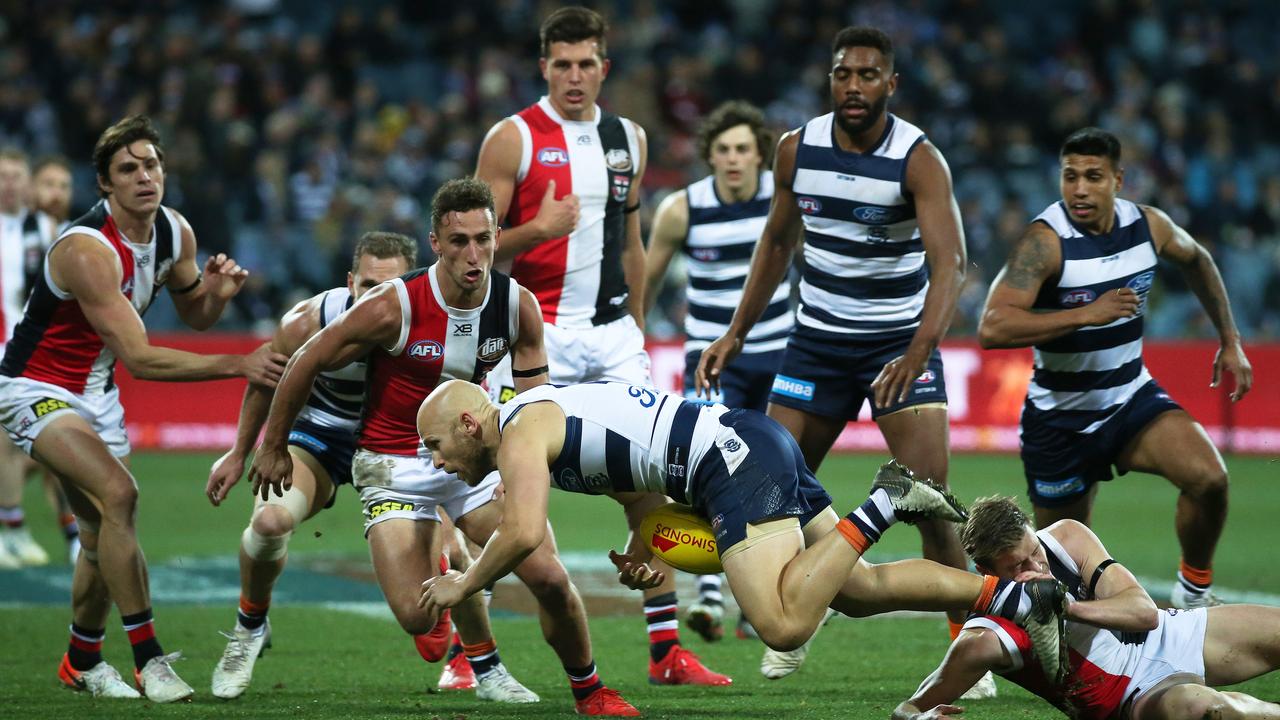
top-left (1, 526), bottom-right (49, 566)
top-left (1169, 582), bottom-right (1223, 610)
top-left (959, 670), bottom-right (999, 700)
top-left (212, 620), bottom-right (272, 699)
top-left (475, 663), bottom-right (540, 703)
top-left (760, 608), bottom-right (837, 679)
top-left (135, 652), bottom-right (194, 703)
top-left (58, 655), bottom-right (141, 698)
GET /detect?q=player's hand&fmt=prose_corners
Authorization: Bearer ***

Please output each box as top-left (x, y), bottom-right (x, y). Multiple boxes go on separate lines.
top-left (202, 252), bottom-right (250, 300)
top-left (695, 333), bottom-right (742, 399)
top-left (241, 343), bottom-right (289, 388)
top-left (871, 350), bottom-right (929, 408)
top-left (1014, 570), bottom-right (1053, 583)
top-left (917, 705), bottom-right (964, 718)
top-left (534, 180), bottom-right (580, 239)
top-left (420, 569), bottom-right (469, 614)
top-left (608, 549), bottom-right (666, 590)
top-left (1083, 287), bottom-right (1140, 326)
top-left (1212, 340), bottom-right (1253, 402)
top-left (206, 449), bottom-right (246, 507)
top-left (248, 444), bottom-right (293, 501)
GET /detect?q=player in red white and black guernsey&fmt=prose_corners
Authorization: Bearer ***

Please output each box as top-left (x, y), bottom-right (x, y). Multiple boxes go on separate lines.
top-left (476, 7), bottom-right (731, 693)
top-left (0, 116), bottom-right (287, 702)
top-left (248, 178), bottom-right (638, 715)
top-left (897, 496), bottom-right (1280, 720)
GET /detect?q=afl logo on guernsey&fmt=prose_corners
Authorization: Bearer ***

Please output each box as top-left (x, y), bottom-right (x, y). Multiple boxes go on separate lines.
top-left (797, 197), bottom-right (822, 214)
top-left (604, 148), bottom-right (632, 172)
top-left (915, 370), bottom-right (936, 384)
top-left (407, 340), bottom-right (444, 361)
top-left (476, 337), bottom-right (508, 364)
top-left (538, 148), bottom-right (569, 167)
top-left (1060, 289), bottom-right (1096, 307)
top-left (1127, 270), bottom-right (1155, 294)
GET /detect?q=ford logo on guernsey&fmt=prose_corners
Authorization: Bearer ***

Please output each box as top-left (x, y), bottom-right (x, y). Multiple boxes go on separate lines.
top-left (538, 148), bottom-right (569, 167)
top-left (1060, 288), bottom-right (1096, 307)
top-left (1127, 270), bottom-right (1156, 294)
top-left (407, 340), bottom-right (444, 361)
top-left (796, 197), bottom-right (822, 214)
top-left (852, 205), bottom-right (899, 224)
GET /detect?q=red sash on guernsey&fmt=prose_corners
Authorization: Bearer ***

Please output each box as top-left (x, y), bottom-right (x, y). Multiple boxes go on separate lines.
top-left (358, 265), bottom-right (519, 456)
top-left (506, 97), bottom-right (637, 329)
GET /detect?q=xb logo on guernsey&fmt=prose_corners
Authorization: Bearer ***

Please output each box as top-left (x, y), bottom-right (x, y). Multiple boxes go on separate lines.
top-left (796, 197), bottom-right (822, 214)
top-left (407, 340), bottom-right (444, 362)
top-left (538, 148), bottom-right (569, 167)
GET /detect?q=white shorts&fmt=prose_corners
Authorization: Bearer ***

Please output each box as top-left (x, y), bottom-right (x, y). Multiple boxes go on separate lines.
top-left (487, 314), bottom-right (651, 403)
top-left (1126, 607), bottom-right (1208, 707)
top-left (0, 376), bottom-right (130, 458)
top-left (351, 448), bottom-right (500, 533)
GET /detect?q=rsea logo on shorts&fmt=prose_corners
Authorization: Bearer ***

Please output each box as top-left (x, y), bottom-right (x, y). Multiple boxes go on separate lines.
top-left (30, 398), bottom-right (72, 418)
top-left (1033, 476), bottom-right (1085, 499)
top-left (771, 375), bottom-right (815, 401)
top-left (407, 340), bottom-right (444, 361)
top-left (368, 500), bottom-right (416, 519)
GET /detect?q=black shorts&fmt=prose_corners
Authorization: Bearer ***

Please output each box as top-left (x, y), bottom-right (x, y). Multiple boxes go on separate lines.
top-left (693, 409), bottom-right (833, 552)
top-left (768, 326), bottom-right (946, 420)
top-left (682, 349), bottom-right (783, 413)
top-left (287, 418), bottom-right (355, 508)
top-left (1021, 380), bottom-right (1182, 507)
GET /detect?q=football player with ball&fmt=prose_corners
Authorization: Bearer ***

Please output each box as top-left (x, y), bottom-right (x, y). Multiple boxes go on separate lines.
top-left (417, 380), bottom-right (1075, 685)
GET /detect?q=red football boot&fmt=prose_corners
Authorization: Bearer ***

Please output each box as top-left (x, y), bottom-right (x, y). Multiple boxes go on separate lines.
top-left (648, 645), bottom-right (733, 686)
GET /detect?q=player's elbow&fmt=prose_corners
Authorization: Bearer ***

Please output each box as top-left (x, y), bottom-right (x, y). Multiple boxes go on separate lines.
top-left (510, 524), bottom-right (546, 556)
top-left (1135, 601), bottom-right (1160, 631)
top-left (977, 311), bottom-right (1009, 349)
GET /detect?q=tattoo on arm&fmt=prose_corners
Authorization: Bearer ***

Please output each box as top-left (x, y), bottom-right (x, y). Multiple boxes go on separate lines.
top-left (1002, 227), bottom-right (1053, 291)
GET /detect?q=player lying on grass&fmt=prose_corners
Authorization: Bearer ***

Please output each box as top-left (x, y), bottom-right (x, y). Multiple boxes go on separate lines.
top-left (416, 380), bottom-right (1072, 683)
top-left (894, 496), bottom-right (1280, 720)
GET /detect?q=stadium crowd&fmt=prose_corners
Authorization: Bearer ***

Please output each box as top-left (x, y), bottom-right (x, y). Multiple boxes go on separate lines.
top-left (2, 0), bottom-right (1278, 338)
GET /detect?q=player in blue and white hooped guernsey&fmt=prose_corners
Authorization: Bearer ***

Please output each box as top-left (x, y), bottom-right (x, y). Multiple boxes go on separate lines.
top-left (643, 101), bottom-right (786, 643)
top-left (417, 379), bottom-right (1075, 685)
top-left (694, 26), bottom-right (973, 657)
top-left (644, 101), bottom-right (789, 413)
top-left (978, 127), bottom-right (1253, 611)
top-left (203, 232), bottom-right (419, 700)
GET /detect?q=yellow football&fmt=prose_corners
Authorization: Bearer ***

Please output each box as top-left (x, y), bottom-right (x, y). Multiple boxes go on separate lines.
top-left (640, 503), bottom-right (723, 575)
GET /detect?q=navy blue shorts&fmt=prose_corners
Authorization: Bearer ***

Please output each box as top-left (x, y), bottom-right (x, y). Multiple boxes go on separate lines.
top-left (683, 349), bottom-right (783, 413)
top-left (288, 418), bottom-right (355, 508)
top-left (768, 327), bottom-right (946, 420)
top-left (1021, 380), bottom-right (1182, 507)
top-left (693, 409), bottom-right (834, 552)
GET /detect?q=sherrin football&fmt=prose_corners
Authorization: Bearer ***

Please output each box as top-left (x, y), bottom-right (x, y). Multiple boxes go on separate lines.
top-left (640, 503), bottom-right (723, 574)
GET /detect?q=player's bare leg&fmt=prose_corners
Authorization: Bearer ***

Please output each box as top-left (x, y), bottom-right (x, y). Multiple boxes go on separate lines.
top-left (1202, 605), bottom-right (1280, 684)
top-left (1032, 484), bottom-right (1101, 529)
top-left (1135, 680), bottom-right (1280, 719)
top-left (436, 519), bottom-right (482, 690)
top-left (43, 469), bottom-right (80, 563)
top-left (212, 450), bottom-right (330, 699)
top-left (35, 420), bottom-right (190, 701)
top-left (766, 403), bottom-right (845, 471)
top-left (457, 501), bottom-right (636, 711)
top-left (0, 436), bottom-right (47, 567)
top-left (1119, 411), bottom-right (1229, 608)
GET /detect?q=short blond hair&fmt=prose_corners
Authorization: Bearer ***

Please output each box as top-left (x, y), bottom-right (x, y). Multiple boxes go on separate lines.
top-left (960, 495), bottom-right (1032, 569)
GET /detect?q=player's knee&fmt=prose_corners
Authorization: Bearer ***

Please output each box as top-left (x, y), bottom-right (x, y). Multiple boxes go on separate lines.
top-left (251, 504), bottom-right (298, 538)
top-left (521, 560), bottom-right (574, 609)
top-left (98, 479), bottom-right (139, 521)
top-left (241, 523), bottom-right (291, 562)
top-left (1180, 464), bottom-right (1229, 501)
top-left (753, 618), bottom-right (808, 652)
top-left (1174, 688), bottom-right (1230, 719)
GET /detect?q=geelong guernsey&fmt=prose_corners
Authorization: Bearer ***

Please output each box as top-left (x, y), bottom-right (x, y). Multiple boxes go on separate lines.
top-left (297, 287), bottom-right (365, 432)
top-left (683, 171), bottom-right (791, 355)
top-left (0, 209), bottom-right (55, 350)
top-left (1024, 198), bottom-right (1156, 434)
top-left (506, 97), bottom-right (640, 328)
top-left (791, 113), bottom-right (928, 339)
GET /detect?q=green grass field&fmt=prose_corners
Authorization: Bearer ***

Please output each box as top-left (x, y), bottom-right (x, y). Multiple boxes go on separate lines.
top-left (2, 452), bottom-right (1278, 718)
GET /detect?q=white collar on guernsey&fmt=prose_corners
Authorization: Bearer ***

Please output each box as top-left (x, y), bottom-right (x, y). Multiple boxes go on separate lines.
top-left (538, 96), bottom-right (601, 127)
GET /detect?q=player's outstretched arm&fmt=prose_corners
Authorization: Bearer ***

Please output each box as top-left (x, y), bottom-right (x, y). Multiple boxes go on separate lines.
top-left (892, 629), bottom-right (1006, 720)
top-left (978, 222), bottom-right (1138, 348)
top-left (621, 121), bottom-right (649, 327)
top-left (605, 491), bottom-right (670, 591)
top-left (696, 131), bottom-right (802, 396)
top-left (207, 296), bottom-right (323, 506)
top-left (510, 286), bottom-right (550, 394)
top-left (249, 283), bottom-right (400, 499)
top-left (642, 189), bottom-right (688, 316)
top-left (166, 211), bottom-right (249, 331)
top-left (871, 143), bottom-right (967, 408)
top-left (477, 119), bottom-right (580, 263)
top-left (421, 402), bottom-right (560, 612)
top-left (1144, 205), bottom-right (1252, 401)
top-left (1046, 520), bottom-right (1158, 632)
top-left (54, 235), bottom-right (284, 385)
